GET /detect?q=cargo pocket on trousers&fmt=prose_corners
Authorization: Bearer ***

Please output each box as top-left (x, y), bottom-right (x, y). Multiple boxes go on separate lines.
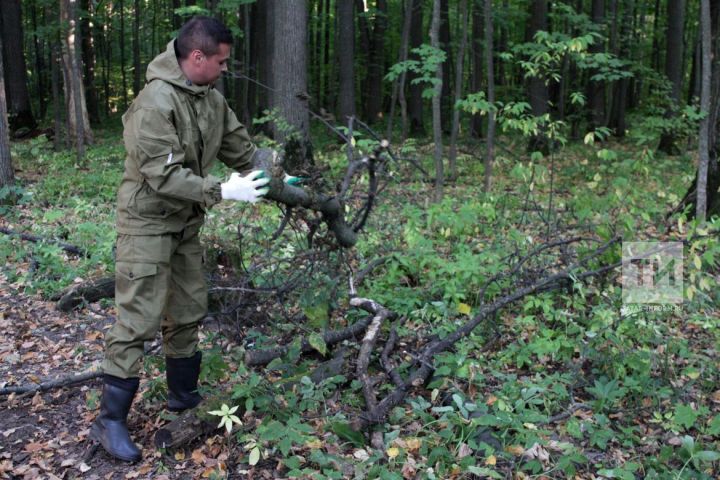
top-left (116, 261), bottom-right (158, 306)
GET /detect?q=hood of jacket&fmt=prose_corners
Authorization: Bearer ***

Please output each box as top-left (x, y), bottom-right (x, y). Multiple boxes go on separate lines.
top-left (145, 40), bottom-right (209, 96)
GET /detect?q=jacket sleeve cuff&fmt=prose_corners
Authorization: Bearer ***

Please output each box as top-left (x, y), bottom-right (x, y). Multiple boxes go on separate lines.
top-left (203, 175), bottom-right (223, 208)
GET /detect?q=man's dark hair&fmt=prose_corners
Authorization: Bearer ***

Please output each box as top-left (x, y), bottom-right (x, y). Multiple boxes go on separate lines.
top-left (176, 16), bottom-right (232, 59)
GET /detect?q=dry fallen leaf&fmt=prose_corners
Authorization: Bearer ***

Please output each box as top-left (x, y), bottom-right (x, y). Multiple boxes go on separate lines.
top-left (24, 442), bottom-right (44, 453)
top-left (353, 449), bottom-right (369, 461)
top-left (505, 444), bottom-right (525, 456)
top-left (457, 443), bottom-right (472, 459)
top-left (524, 443), bottom-right (550, 462)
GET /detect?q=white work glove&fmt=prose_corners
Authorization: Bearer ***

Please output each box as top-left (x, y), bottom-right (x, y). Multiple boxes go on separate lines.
top-left (220, 170), bottom-right (270, 203)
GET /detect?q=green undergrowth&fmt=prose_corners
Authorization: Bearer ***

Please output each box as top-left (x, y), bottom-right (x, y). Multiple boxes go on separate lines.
top-left (3, 129), bottom-right (719, 478)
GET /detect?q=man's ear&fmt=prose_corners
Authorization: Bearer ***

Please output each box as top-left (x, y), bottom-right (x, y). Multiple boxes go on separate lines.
top-left (191, 49), bottom-right (204, 64)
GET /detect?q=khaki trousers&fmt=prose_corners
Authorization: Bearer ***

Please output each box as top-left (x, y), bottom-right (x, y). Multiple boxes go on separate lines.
top-left (102, 226), bottom-right (206, 378)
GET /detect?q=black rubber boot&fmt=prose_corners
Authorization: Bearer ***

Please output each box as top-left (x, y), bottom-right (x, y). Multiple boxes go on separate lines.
top-left (166, 351), bottom-right (202, 412)
top-left (90, 375), bottom-right (142, 463)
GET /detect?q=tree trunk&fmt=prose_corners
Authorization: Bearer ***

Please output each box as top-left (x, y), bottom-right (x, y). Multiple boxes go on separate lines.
top-left (81, 0), bottom-right (100, 124)
top-left (337, 0), bottom-right (355, 124)
top-left (657, 0), bottom-right (686, 154)
top-left (119, 0), bottom-right (128, 109)
top-left (271, 0), bottom-right (312, 169)
top-left (132, 0), bottom-right (142, 97)
top-left (608, 0), bottom-right (634, 136)
top-left (651, 0), bottom-right (661, 72)
top-left (51, 43), bottom-right (63, 152)
top-left (439, 0), bottom-right (452, 133)
top-left (696, 0), bottom-right (711, 220)
top-left (483, 0), bottom-right (496, 193)
top-left (355, 0), bottom-right (370, 108)
top-left (234, 4), bottom-right (251, 125)
top-left (430, 0), bottom-right (444, 202)
top-left (364, 0), bottom-right (387, 123)
top-left (587, 0), bottom-right (606, 130)
top-left (687, 31), bottom-right (700, 104)
top-left (408, 0), bottom-right (425, 136)
top-left (0, 0), bottom-right (37, 132)
top-left (0, 32), bottom-right (14, 190)
top-left (527, 0), bottom-right (549, 153)
top-left (470, 2), bottom-right (484, 138)
top-left (172, 0), bottom-right (181, 30)
top-left (31, 2), bottom-right (47, 120)
top-left (448, 0), bottom-right (469, 180)
top-left (386, 0), bottom-right (412, 141)
top-left (60, 0), bottom-right (93, 157)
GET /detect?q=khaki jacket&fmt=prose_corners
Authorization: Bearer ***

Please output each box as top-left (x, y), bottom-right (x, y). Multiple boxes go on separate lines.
top-left (116, 40), bottom-right (256, 235)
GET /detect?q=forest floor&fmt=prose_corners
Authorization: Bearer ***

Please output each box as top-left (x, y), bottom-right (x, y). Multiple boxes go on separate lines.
top-left (0, 279), bottom-right (263, 480)
top-left (2, 133), bottom-right (720, 479)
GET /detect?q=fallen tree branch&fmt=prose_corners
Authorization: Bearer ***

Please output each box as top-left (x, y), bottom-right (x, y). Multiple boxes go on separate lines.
top-left (354, 237), bottom-right (622, 429)
top-left (0, 369), bottom-right (101, 396)
top-left (0, 226), bottom-right (88, 257)
top-left (352, 297), bottom-right (397, 411)
top-left (244, 315), bottom-right (374, 366)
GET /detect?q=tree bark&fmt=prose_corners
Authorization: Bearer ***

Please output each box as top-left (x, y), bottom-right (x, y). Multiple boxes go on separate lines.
top-left (61, 0), bottom-right (94, 159)
top-left (31, 2), bottom-right (47, 120)
top-left (448, 0), bottom-right (469, 180)
top-left (364, 0), bottom-right (387, 123)
top-left (587, 0), bottom-right (606, 130)
top-left (119, 0), bottom-right (128, 109)
top-left (483, 0), bottom-right (496, 193)
top-left (408, 0), bottom-right (425, 136)
top-left (0, 31), bottom-right (14, 190)
top-left (271, 0), bottom-right (312, 169)
top-left (657, 0), bottom-right (686, 154)
top-left (608, 0), bottom-right (634, 136)
top-left (696, 0), bottom-right (711, 221)
top-left (0, 0), bottom-right (37, 132)
top-left (81, 0), bottom-right (100, 124)
top-left (51, 43), bottom-right (63, 152)
top-left (470, 2), bottom-right (484, 138)
top-left (132, 0), bottom-right (142, 97)
top-left (430, 0), bottom-right (444, 202)
top-left (386, 0), bottom-right (412, 142)
top-left (527, 0), bottom-right (550, 153)
top-left (337, 0), bottom-right (355, 123)
top-left (439, 0), bottom-right (452, 134)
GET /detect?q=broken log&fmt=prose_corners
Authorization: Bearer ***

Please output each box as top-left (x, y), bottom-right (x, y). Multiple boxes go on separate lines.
top-left (54, 276), bottom-right (115, 311)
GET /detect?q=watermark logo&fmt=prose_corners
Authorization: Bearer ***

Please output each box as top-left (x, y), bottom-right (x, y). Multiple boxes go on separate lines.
top-left (622, 242), bottom-right (683, 305)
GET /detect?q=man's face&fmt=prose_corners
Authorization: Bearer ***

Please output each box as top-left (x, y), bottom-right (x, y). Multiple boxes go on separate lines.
top-left (192, 43), bottom-right (230, 85)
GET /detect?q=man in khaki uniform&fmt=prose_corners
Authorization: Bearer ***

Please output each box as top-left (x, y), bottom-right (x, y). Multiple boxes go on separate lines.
top-left (91, 17), bottom-right (271, 462)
